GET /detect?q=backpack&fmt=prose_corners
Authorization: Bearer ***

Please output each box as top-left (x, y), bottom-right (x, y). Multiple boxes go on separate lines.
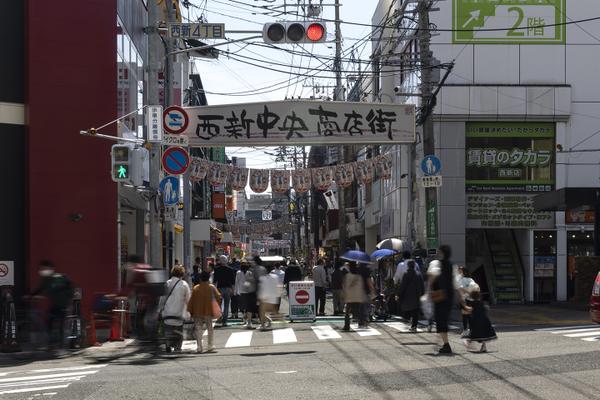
top-left (49, 274), bottom-right (74, 309)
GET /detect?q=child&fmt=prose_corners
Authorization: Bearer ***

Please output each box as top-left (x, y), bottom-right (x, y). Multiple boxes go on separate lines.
top-left (462, 284), bottom-right (497, 353)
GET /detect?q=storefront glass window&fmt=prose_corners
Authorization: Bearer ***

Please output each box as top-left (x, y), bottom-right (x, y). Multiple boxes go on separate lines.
top-left (533, 231), bottom-right (557, 302)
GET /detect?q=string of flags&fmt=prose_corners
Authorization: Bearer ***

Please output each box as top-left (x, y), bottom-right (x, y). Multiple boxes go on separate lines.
top-left (216, 220), bottom-right (293, 236)
top-left (188, 153), bottom-right (393, 193)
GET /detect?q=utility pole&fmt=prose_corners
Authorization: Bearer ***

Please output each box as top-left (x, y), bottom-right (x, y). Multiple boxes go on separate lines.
top-left (417, 0), bottom-right (438, 252)
top-left (147, 0), bottom-right (162, 268)
top-left (334, 0), bottom-right (347, 257)
top-left (302, 146), bottom-right (310, 261)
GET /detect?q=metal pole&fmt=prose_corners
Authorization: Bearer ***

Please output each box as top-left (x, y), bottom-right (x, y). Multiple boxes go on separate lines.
top-left (147, 0), bottom-right (162, 268)
top-left (334, 0), bottom-right (347, 256)
top-left (417, 1), bottom-right (438, 251)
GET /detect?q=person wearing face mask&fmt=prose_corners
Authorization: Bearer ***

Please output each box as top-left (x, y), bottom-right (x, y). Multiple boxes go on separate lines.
top-left (31, 260), bottom-right (74, 348)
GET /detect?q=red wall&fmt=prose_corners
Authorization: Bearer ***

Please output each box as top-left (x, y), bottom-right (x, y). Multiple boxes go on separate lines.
top-left (26, 0), bottom-right (118, 316)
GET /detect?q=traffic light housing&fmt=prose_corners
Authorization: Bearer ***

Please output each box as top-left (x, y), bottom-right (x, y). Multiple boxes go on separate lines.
top-left (262, 21), bottom-right (326, 44)
top-left (111, 144), bottom-right (144, 186)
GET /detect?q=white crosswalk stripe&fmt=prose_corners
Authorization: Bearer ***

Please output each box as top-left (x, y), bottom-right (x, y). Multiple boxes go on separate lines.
top-left (0, 364), bottom-right (107, 396)
top-left (311, 325), bottom-right (342, 340)
top-left (273, 328), bottom-right (297, 344)
top-left (350, 324), bottom-right (381, 336)
top-left (225, 331), bottom-right (254, 348)
top-left (536, 325), bottom-right (600, 343)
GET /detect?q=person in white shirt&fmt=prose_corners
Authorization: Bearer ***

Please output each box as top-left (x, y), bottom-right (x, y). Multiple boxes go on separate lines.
top-left (312, 259), bottom-right (328, 316)
top-left (271, 263), bottom-right (286, 312)
top-left (393, 251), bottom-right (421, 284)
top-left (161, 265), bottom-right (191, 353)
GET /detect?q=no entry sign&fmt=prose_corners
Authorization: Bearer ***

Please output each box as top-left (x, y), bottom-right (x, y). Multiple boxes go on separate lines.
top-left (162, 146), bottom-right (190, 175)
top-left (288, 281), bottom-right (315, 322)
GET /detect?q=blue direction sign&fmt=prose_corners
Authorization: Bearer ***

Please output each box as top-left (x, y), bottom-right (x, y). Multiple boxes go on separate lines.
top-left (162, 146), bottom-right (190, 175)
top-left (159, 176), bottom-right (179, 206)
top-left (163, 105), bottom-right (189, 134)
top-left (421, 155), bottom-right (441, 176)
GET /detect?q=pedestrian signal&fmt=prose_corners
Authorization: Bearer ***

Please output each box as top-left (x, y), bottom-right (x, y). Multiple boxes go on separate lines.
top-left (262, 21), bottom-right (326, 44)
top-left (111, 144), bottom-right (144, 186)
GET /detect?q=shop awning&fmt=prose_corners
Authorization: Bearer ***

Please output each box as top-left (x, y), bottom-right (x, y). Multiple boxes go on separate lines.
top-left (533, 188), bottom-right (600, 211)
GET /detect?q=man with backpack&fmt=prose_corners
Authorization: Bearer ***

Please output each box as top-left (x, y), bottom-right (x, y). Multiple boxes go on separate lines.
top-left (31, 260), bottom-right (74, 348)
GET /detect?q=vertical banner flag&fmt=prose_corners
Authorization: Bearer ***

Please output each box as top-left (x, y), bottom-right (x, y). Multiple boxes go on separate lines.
top-left (208, 162), bottom-right (228, 186)
top-left (292, 169), bottom-right (312, 193)
top-left (249, 169), bottom-right (270, 193)
top-left (312, 167), bottom-right (334, 191)
top-left (335, 164), bottom-right (354, 188)
top-left (354, 159), bottom-right (375, 185)
top-left (229, 167), bottom-right (249, 191)
top-left (376, 153), bottom-right (393, 179)
top-left (271, 170), bottom-right (290, 193)
top-left (189, 158), bottom-right (209, 182)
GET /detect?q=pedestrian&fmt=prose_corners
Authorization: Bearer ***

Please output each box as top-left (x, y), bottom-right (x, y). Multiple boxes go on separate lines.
top-left (235, 261), bottom-right (249, 322)
top-left (230, 257), bottom-right (241, 271)
top-left (271, 262), bottom-right (285, 312)
top-left (242, 257), bottom-right (266, 329)
top-left (258, 266), bottom-right (282, 330)
top-left (342, 262), bottom-right (373, 330)
top-left (212, 255), bottom-right (236, 327)
top-left (283, 260), bottom-right (303, 295)
top-left (187, 271), bottom-right (221, 353)
top-left (191, 257), bottom-right (202, 286)
top-left (462, 285), bottom-right (497, 353)
top-left (457, 266), bottom-right (476, 337)
top-left (393, 251), bottom-right (421, 285)
top-left (330, 263), bottom-right (346, 315)
top-left (312, 258), bottom-right (328, 316)
top-left (427, 245), bottom-right (455, 354)
top-left (31, 260), bottom-right (74, 349)
top-left (160, 265), bottom-right (191, 353)
top-left (397, 260), bottom-right (425, 332)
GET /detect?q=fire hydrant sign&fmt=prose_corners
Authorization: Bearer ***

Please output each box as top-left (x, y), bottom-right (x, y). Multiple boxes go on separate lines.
top-left (288, 281), bottom-right (316, 322)
top-left (453, 0), bottom-right (566, 44)
top-left (0, 261), bottom-right (14, 286)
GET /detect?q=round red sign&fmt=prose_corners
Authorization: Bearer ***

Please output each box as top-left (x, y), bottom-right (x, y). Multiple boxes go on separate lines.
top-left (0, 264), bottom-right (8, 277)
top-left (295, 289), bottom-right (309, 304)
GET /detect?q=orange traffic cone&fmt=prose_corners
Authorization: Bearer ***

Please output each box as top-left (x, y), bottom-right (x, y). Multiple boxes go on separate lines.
top-left (86, 315), bottom-right (101, 347)
top-left (109, 311), bottom-right (124, 342)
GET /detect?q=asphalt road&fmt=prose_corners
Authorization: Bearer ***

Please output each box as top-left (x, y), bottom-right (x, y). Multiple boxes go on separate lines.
top-left (2, 315), bottom-right (600, 400)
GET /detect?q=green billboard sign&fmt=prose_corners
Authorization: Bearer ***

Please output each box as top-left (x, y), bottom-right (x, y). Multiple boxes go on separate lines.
top-left (453, 0), bottom-right (566, 44)
top-left (465, 122), bottom-right (555, 193)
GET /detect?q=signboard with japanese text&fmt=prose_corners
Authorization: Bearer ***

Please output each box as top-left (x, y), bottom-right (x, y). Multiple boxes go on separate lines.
top-left (453, 0), bottom-right (566, 44)
top-left (466, 122), bottom-right (555, 193)
top-left (288, 281), bottom-right (316, 322)
top-left (163, 205), bottom-right (178, 222)
top-left (466, 194), bottom-right (554, 229)
top-left (181, 100), bottom-right (416, 147)
top-left (163, 134), bottom-right (189, 147)
top-left (421, 176), bottom-right (443, 188)
top-left (146, 105), bottom-right (163, 143)
top-left (167, 23), bottom-right (225, 39)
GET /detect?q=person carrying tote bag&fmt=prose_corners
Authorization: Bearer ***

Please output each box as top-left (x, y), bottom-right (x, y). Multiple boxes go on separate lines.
top-left (188, 271), bottom-right (222, 353)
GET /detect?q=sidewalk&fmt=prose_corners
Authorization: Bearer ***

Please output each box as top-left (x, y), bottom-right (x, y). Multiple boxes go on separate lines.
top-left (488, 302), bottom-right (592, 326)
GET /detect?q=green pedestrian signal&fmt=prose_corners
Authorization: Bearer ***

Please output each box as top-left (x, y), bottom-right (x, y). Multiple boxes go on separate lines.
top-left (111, 144), bottom-right (143, 185)
top-left (118, 165), bottom-right (127, 178)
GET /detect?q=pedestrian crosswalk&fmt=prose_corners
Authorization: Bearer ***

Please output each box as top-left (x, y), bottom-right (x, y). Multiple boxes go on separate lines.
top-left (180, 321), bottom-right (427, 352)
top-left (536, 324), bottom-right (600, 342)
top-left (0, 364), bottom-right (107, 396)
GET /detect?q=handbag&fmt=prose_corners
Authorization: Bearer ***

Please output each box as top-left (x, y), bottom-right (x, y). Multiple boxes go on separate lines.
top-left (211, 287), bottom-right (223, 319)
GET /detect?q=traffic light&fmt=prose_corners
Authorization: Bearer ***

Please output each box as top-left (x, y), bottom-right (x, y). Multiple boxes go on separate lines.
top-left (262, 21), bottom-right (326, 44)
top-left (111, 144), bottom-right (144, 186)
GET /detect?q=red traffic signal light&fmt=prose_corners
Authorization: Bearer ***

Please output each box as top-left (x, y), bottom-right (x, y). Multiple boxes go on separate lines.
top-left (263, 21), bottom-right (327, 44)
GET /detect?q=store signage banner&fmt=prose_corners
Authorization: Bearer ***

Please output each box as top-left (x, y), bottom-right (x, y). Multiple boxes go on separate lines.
top-left (182, 100), bottom-right (415, 146)
top-left (466, 194), bottom-right (554, 229)
top-left (465, 122), bottom-right (555, 193)
top-left (453, 0), bottom-right (566, 44)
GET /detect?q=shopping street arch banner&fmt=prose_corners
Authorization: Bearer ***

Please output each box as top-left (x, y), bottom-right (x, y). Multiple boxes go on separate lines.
top-left (453, 0), bottom-right (566, 44)
top-left (180, 100), bottom-right (415, 147)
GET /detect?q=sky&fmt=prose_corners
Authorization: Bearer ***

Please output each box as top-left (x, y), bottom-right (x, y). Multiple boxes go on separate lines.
top-left (181, 0), bottom-right (379, 180)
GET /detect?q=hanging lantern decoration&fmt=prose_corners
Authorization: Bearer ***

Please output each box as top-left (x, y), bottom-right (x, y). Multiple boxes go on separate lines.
top-left (249, 169), bottom-right (270, 193)
top-left (208, 162), bottom-right (228, 187)
top-left (312, 166), bottom-right (334, 191)
top-left (292, 169), bottom-right (312, 193)
top-left (271, 169), bottom-right (290, 193)
top-left (376, 153), bottom-right (393, 180)
top-left (229, 167), bottom-right (249, 191)
top-left (189, 158), bottom-right (209, 182)
top-left (335, 163), bottom-right (354, 188)
top-left (354, 158), bottom-right (375, 185)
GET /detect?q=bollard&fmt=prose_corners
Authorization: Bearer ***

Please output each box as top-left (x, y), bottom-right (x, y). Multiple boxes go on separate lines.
top-left (109, 297), bottom-right (127, 341)
top-left (1, 291), bottom-right (20, 353)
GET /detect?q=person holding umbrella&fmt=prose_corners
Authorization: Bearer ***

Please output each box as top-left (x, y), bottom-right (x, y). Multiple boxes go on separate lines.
top-left (341, 251), bottom-right (375, 330)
